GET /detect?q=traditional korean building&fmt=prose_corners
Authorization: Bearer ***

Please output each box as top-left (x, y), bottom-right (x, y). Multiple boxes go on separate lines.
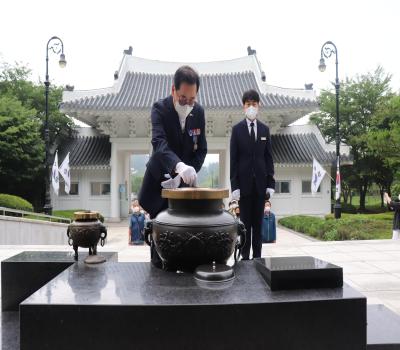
top-left (54, 48), bottom-right (350, 221)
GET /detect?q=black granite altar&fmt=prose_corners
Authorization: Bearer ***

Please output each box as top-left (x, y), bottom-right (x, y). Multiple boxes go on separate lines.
top-left (254, 256), bottom-right (343, 291)
top-left (1, 251), bottom-right (118, 311)
top-left (367, 304), bottom-right (400, 349)
top-left (1, 311), bottom-right (19, 350)
top-left (20, 261), bottom-right (366, 350)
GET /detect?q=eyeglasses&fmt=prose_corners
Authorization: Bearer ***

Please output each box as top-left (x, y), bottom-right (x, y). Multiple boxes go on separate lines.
top-left (176, 92), bottom-right (196, 107)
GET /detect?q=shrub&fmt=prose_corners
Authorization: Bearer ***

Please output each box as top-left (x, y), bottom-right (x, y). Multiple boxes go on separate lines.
top-left (324, 229), bottom-right (339, 241)
top-left (279, 215), bottom-right (392, 241)
top-left (0, 194), bottom-right (33, 212)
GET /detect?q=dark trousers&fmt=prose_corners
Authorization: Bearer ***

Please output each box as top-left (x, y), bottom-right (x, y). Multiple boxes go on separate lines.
top-left (239, 181), bottom-right (265, 259)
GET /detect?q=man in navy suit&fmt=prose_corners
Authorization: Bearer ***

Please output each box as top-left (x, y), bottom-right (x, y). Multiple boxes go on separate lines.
top-left (230, 89), bottom-right (275, 260)
top-left (138, 66), bottom-right (207, 267)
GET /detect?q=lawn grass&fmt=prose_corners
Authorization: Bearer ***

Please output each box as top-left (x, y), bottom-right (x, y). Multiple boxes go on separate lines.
top-left (279, 212), bottom-right (394, 241)
top-left (53, 209), bottom-right (84, 220)
top-left (16, 209), bottom-right (83, 223)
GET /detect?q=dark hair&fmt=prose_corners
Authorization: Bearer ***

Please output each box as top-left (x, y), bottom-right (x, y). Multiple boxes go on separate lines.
top-left (174, 66), bottom-right (200, 91)
top-left (242, 89), bottom-right (260, 104)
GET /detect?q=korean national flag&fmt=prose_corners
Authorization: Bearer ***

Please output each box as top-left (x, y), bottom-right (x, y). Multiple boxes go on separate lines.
top-left (52, 151), bottom-right (59, 195)
top-left (311, 158), bottom-right (326, 194)
top-left (59, 152), bottom-right (70, 194)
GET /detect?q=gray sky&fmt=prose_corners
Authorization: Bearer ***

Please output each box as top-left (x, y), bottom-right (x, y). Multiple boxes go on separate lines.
top-left (1, 0), bottom-right (400, 94)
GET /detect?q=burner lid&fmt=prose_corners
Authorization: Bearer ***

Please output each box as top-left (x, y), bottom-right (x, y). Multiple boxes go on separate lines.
top-left (194, 262), bottom-right (235, 282)
top-left (162, 188), bottom-right (229, 200)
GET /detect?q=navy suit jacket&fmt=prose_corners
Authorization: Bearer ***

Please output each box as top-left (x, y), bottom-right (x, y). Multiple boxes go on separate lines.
top-left (230, 119), bottom-right (275, 197)
top-left (139, 96), bottom-right (207, 218)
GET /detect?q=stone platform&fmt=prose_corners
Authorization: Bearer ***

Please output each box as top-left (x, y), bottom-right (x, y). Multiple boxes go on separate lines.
top-left (1, 251), bottom-right (118, 311)
top-left (20, 261), bottom-right (366, 350)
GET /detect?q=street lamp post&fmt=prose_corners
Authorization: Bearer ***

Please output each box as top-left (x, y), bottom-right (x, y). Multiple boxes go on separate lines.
top-left (318, 41), bottom-right (341, 219)
top-left (43, 36), bottom-right (66, 215)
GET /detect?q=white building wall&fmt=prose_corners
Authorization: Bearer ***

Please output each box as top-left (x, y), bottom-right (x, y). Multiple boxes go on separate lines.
top-left (52, 168), bottom-right (111, 218)
top-left (272, 166), bottom-right (332, 217)
top-left (53, 165), bottom-right (332, 219)
top-left (0, 216), bottom-right (68, 245)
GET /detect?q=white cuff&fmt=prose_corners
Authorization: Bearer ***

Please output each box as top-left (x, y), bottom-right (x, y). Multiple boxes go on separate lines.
top-left (266, 188), bottom-right (275, 197)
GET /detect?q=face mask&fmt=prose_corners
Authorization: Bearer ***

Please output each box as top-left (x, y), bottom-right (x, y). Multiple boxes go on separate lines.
top-left (245, 106), bottom-right (258, 120)
top-left (264, 207), bottom-right (271, 214)
top-left (175, 101), bottom-right (193, 120)
top-left (140, 210), bottom-right (145, 214)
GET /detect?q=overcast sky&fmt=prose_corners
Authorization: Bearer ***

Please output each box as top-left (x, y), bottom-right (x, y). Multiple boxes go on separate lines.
top-left (1, 0), bottom-right (399, 94)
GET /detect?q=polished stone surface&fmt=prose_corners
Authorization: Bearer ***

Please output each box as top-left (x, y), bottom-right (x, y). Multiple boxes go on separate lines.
top-left (255, 256), bottom-right (343, 291)
top-left (21, 261), bottom-right (357, 305)
top-left (2, 251), bottom-right (116, 263)
top-left (20, 261), bottom-right (366, 350)
top-left (1, 251), bottom-right (117, 311)
top-left (367, 304), bottom-right (400, 349)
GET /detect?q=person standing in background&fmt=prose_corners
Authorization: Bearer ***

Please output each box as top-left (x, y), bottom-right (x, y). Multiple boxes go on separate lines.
top-left (129, 204), bottom-right (145, 245)
top-left (262, 200), bottom-right (276, 243)
top-left (230, 89), bottom-right (275, 260)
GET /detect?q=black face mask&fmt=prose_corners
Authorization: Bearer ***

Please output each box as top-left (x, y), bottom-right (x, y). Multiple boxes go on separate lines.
top-left (236, 213), bottom-right (240, 218)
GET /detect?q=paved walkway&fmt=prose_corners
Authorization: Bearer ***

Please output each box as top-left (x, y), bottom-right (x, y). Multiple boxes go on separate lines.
top-left (1, 221), bottom-right (400, 316)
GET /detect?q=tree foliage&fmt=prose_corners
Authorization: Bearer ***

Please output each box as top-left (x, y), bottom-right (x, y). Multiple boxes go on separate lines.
top-left (311, 67), bottom-right (396, 211)
top-left (0, 61), bottom-right (74, 208)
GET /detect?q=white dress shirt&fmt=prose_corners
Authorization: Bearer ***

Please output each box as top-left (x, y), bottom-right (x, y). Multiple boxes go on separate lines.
top-left (246, 118), bottom-right (257, 139)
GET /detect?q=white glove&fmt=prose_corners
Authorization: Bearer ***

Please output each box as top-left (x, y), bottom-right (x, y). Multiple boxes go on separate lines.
top-left (175, 162), bottom-right (197, 186)
top-left (161, 175), bottom-right (182, 189)
top-left (266, 188), bottom-right (275, 198)
top-left (232, 189), bottom-right (240, 201)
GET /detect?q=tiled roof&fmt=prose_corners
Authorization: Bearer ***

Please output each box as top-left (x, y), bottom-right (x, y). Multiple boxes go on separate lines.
top-left (56, 136), bottom-right (111, 168)
top-left (272, 133), bottom-right (351, 164)
top-left (55, 132), bottom-right (350, 168)
top-left (61, 71), bottom-right (316, 111)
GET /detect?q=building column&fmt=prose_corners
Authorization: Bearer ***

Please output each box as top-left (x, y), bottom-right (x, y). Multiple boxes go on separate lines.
top-left (223, 148), bottom-right (231, 193)
top-left (126, 152), bottom-right (131, 204)
top-left (120, 152), bottom-right (130, 218)
top-left (218, 150), bottom-right (224, 189)
top-left (110, 141), bottom-right (120, 221)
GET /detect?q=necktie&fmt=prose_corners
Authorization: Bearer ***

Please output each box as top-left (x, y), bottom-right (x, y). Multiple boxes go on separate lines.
top-left (250, 122), bottom-right (255, 143)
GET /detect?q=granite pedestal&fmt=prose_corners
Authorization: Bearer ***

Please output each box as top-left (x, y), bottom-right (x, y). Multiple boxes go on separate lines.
top-left (1, 311), bottom-right (19, 350)
top-left (20, 261), bottom-right (366, 350)
top-left (1, 251), bottom-right (118, 311)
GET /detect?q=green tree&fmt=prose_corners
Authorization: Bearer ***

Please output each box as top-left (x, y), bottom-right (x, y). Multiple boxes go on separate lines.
top-left (367, 94), bottom-right (400, 202)
top-left (367, 95), bottom-right (400, 168)
top-left (0, 61), bottom-right (75, 208)
top-left (0, 62), bottom-right (74, 146)
top-left (0, 96), bottom-right (44, 195)
top-left (311, 67), bottom-right (392, 211)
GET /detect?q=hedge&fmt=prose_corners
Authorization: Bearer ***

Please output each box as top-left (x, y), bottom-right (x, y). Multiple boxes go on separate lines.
top-left (0, 194), bottom-right (33, 212)
top-left (279, 214), bottom-right (392, 241)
